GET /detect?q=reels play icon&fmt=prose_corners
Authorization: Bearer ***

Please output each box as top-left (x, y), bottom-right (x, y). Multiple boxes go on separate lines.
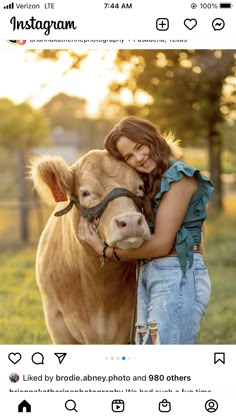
top-left (111, 400), bottom-right (125, 412)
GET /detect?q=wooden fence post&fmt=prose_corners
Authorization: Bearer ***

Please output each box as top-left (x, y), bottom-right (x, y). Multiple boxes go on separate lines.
top-left (17, 149), bottom-right (29, 242)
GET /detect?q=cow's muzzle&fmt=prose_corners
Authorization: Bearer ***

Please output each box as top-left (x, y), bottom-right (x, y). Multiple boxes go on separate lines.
top-left (109, 212), bottom-right (151, 249)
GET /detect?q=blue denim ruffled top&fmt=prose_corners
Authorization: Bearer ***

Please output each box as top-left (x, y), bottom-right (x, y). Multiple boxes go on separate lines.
top-left (149, 160), bottom-right (214, 275)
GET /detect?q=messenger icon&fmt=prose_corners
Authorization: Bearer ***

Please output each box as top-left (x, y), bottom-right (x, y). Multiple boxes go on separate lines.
top-left (159, 399), bottom-right (171, 412)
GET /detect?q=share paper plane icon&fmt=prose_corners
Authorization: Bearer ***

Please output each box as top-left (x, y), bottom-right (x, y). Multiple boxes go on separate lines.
top-left (54, 353), bottom-right (67, 364)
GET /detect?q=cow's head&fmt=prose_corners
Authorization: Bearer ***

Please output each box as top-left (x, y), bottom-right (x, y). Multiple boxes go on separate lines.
top-left (30, 150), bottom-right (151, 249)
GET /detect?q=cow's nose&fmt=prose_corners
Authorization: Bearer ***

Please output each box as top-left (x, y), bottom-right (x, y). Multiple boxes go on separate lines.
top-left (114, 213), bottom-right (144, 230)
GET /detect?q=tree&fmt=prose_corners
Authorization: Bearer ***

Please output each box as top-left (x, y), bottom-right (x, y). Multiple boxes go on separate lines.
top-left (43, 93), bottom-right (87, 129)
top-left (43, 93), bottom-right (115, 150)
top-left (0, 98), bottom-right (49, 241)
top-left (0, 98), bottom-right (48, 148)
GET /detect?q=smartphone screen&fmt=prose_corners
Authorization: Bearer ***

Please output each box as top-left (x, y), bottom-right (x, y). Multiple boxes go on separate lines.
top-left (0, 1), bottom-right (235, 418)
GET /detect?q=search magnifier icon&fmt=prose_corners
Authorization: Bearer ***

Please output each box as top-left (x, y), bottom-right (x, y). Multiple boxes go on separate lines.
top-left (65, 399), bottom-right (78, 412)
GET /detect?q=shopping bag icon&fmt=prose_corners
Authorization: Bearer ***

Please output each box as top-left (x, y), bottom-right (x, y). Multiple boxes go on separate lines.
top-left (159, 399), bottom-right (171, 412)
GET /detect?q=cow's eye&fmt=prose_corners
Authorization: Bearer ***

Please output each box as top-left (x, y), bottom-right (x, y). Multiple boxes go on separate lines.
top-left (81, 190), bottom-right (90, 198)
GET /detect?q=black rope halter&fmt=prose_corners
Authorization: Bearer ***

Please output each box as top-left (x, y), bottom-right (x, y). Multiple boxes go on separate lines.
top-left (54, 188), bottom-right (144, 222)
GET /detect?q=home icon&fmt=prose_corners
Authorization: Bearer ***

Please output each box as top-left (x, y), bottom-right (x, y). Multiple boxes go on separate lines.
top-left (18, 400), bottom-right (31, 412)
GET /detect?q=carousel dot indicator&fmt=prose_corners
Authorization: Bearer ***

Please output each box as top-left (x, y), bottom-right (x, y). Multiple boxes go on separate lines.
top-left (122, 356), bottom-right (126, 360)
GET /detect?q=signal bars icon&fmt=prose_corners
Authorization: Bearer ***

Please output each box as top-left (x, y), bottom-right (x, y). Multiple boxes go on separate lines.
top-left (3, 2), bottom-right (14, 8)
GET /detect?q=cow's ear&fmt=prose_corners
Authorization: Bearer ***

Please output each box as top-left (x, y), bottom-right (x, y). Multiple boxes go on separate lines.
top-left (29, 156), bottom-right (73, 206)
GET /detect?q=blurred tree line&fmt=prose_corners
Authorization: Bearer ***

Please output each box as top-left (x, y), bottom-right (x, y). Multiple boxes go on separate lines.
top-left (0, 98), bottom-right (48, 241)
top-left (42, 93), bottom-right (114, 150)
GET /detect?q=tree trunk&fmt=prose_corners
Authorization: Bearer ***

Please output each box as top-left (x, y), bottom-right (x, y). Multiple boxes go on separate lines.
top-left (17, 149), bottom-right (29, 242)
top-left (208, 131), bottom-right (223, 211)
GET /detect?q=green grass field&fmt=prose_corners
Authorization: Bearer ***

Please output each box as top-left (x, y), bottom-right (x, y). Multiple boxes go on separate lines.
top-left (0, 197), bottom-right (235, 344)
top-left (198, 195), bottom-right (236, 344)
top-left (0, 245), bottom-right (51, 344)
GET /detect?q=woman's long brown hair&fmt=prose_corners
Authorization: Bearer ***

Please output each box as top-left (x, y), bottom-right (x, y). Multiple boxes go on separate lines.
top-left (104, 116), bottom-right (182, 221)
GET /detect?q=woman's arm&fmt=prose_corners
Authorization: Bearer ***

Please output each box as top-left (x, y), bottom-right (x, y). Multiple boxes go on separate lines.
top-left (78, 175), bottom-right (197, 260)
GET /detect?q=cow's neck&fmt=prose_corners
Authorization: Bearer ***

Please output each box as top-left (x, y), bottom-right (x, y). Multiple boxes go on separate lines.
top-left (79, 245), bottom-right (136, 282)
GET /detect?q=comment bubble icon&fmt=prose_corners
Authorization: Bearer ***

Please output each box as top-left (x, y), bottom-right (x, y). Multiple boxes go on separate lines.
top-left (31, 352), bottom-right (44, 365)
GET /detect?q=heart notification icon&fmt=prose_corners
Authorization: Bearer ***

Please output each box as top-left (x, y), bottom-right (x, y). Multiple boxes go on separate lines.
top-left (184, 19), bottom-right (197, 30)
top-left (8, 352), bottom-right (22, 364)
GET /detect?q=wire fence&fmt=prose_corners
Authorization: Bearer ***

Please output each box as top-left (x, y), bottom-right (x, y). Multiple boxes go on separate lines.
top-left (0, 197), bottom-right (51, 249)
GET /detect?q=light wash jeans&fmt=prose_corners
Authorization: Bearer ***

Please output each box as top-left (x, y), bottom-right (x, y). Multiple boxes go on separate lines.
top-left (135, 254), bottom-right (211, 344)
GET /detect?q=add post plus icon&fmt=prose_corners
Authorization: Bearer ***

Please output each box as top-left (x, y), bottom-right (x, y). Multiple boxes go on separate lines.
top-left (3, 2), bottom-right (14, 8)
top-left (156, 18), bottom-right (169, 31)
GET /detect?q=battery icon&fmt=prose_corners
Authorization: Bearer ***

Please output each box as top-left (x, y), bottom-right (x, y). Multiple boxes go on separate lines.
top-left (219, 3), bottom-right (232, 7)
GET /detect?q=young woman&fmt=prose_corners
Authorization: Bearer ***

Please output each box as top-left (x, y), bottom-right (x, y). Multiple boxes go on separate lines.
top-left (78, 116), bottom-right (214, 345)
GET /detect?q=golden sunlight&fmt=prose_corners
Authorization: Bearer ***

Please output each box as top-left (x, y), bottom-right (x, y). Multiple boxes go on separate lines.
top-left (0, 49), bottom-right (120, 117)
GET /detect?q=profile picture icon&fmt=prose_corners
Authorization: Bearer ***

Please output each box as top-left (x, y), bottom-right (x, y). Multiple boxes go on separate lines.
top-left (9, 373), bottom-right (20, 383)
top-left (205, 399), bottom-right (218, 413)
top-left (6, 40), bottom-right (27, 45)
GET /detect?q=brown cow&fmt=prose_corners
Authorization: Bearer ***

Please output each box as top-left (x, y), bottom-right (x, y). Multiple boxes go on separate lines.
top-left (30, 149), bottom-right (151, 344)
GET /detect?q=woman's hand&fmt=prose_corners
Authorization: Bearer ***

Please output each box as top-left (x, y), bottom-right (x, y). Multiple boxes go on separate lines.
top-left (78, 217), bottom-right (104, 256)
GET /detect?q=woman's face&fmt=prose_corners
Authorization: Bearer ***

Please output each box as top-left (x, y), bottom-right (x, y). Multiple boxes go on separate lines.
top-left (116, 136), bottom-right (157, 174)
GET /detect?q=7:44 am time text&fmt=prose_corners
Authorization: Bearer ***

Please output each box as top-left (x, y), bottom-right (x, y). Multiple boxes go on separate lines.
top-left (104, 3), bottom-right (132, 8)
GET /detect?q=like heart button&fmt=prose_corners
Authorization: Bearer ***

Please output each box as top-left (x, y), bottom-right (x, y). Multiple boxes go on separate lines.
top-left (8, 352), bottom-right (22, 364)
top-left (184, 19), bottom-right (197, 30)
